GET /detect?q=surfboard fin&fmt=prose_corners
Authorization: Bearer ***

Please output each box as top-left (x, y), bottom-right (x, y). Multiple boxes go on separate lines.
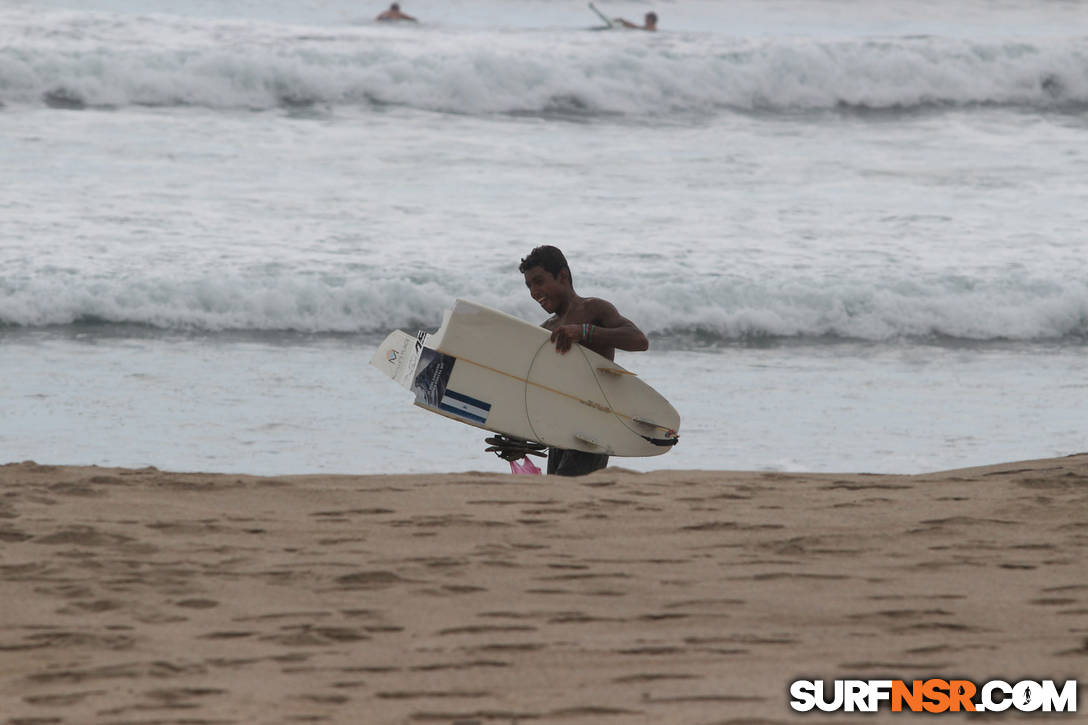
top-left (597, 366), bottom-right (636, 377)
top-left (574, 432), bottom-right (604, 448)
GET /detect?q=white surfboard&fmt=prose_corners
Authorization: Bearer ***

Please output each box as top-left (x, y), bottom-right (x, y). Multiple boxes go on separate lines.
top-left (370, 299), bottom-right (680, 457)
top-left (587, 2), bottom-right (614, 29)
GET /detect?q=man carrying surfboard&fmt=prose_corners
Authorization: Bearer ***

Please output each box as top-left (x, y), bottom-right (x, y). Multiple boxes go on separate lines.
top-left (516, 245), bottom-right (649, 476)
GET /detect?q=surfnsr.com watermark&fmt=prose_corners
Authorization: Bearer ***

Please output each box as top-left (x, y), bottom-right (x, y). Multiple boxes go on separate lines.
top-left (790, 679), bottom-right (1078, 713)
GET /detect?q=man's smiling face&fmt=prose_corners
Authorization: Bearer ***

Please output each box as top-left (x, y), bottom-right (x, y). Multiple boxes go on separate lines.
top-left (523, 266), bottom-right (566, 314)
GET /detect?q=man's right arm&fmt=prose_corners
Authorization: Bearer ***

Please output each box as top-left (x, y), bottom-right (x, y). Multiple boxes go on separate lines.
top-left (549, 300), bottom-right (648, 355)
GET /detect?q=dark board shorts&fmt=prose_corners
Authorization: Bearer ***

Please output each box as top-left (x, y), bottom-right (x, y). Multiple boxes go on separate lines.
top-left (547, 448), bottom-right (609, 477)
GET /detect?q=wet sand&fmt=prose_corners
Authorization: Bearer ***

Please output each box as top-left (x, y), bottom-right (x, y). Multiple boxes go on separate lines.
top-left (1, 454), bottom-right (1086, 724)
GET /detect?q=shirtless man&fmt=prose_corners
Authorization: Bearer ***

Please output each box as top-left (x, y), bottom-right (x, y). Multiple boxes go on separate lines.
top-left (517, 245), bottom-right (649, 476)
top-left (615, 11), bottom-right (657, 31)
top-left (376, 3), bottom-right (417, 22)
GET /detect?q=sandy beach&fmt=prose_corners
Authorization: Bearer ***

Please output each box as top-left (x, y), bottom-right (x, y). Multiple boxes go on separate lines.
top-left (1, 454), bottom-right (1085, 724)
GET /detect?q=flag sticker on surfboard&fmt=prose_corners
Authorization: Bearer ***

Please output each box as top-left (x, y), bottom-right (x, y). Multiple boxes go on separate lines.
top-left (439, 389), bottom-right (492, 425)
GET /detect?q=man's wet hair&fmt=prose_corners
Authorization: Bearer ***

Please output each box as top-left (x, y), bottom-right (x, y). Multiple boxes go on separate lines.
top-left (646, 12), bottom-right (658, 23)
top-left (519, 245), bottom-right (571, 285)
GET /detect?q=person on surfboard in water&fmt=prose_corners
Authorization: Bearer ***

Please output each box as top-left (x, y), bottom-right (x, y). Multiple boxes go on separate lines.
top-left (511, 245), bottom-right (649, 476)
top-left (615, 11), bottom-right (657, 31)
top-left (376, 3), bottom-right (417, 22)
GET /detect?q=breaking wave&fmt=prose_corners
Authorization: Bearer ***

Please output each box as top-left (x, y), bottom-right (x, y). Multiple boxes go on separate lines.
top-left (2, 9), bottom-right (1086, 116)
top-left (2, 271), bottom-right (1086, 344)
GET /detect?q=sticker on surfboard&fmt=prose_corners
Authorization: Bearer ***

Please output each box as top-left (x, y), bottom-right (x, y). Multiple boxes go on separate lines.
top-left (371, 330), bottom-right (433, 390)
top-left (411, 348), bottom-right (493, 426)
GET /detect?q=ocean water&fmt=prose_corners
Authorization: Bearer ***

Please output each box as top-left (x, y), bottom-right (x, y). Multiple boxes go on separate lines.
top-left (2, 0), bottom-right (1086, 475)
